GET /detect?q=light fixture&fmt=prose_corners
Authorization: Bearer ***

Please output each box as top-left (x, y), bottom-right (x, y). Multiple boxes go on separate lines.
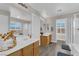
top-left (41, 10), bottom-right (48, 18)
top-left (56, 8), bottom-right (63, 16)
top-left (18, 3), bottom-right (28, 9)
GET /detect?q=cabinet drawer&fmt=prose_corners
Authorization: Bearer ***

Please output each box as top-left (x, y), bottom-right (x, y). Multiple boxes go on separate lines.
top-left (40, 36), bottom-right (50, 46)
top-left (23, 48), bottom-right (33, 56)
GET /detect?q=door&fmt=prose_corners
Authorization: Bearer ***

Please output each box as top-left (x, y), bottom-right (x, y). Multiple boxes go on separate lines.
top-left (56, 18), bottom-right (67, 41)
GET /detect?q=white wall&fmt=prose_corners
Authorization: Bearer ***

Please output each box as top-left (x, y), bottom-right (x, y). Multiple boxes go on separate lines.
top-left (32, 14), bottom-right (40, 39)
top-left (40, 20), bottom-right (47, 33)
top-left (51, 19), bottom-right (56, 42)
top-left (10, 7), bottom-right (32, 21)
top-left (0, 10), bottom-right (9, 34)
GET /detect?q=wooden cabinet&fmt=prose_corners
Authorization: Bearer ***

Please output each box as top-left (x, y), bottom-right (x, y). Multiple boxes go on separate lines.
top-left (33, 41), bottom-right (40, 56)
top-left (22, 41), bottom-right (40, 56)
top-left (22, 44), bottom-right (33, 56)
top-left (8, 40), bottom-right (40, 56)
top-left (40, 34), bottom-right (52, 47)
top-left (9, 49), bottom-right (22, 56)
top-left (40, 36), bottom-right (49, 46)
top-left (49, 35), bottom-right (52, 43)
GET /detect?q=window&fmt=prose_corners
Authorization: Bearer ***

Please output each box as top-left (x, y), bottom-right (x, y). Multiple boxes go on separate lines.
top-left (56, 20), bottom-right (65, 27)
top-left (10, 21), bottom-right (22, 30)
top-left (56, 20), bottom-right (65, 33)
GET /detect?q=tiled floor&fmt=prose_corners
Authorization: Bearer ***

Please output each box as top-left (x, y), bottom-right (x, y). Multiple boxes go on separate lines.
top-left (40, 40), bottom-right (71, 56)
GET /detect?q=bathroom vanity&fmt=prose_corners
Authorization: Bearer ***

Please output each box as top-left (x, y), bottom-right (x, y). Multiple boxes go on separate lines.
top-left (40, 33), bottom-right (52, 47)
top-left (0, 35), bottom-right (40, 56)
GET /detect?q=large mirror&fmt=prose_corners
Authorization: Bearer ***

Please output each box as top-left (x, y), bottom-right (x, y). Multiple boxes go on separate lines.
top-left (9, 17), bottom-right (32, 36)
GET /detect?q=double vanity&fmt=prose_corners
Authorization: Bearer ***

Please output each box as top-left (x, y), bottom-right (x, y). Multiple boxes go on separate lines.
top-left (0, 32), bottom-right (52, 56)
top-left (0, 35), bottom-right (40, 56)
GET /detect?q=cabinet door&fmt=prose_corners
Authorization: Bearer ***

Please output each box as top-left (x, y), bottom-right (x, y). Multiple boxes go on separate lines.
top-left (40, 36), bottom-right (49, 46)
top-left (49, 35), bottom-right (52, 43)
top-left (33, 46), bottom-right (39, 56)
top-left (9, 49), bottom-right (22, 56)
top-left (33, 41), bottom-right (39, 47)
top-left (33, 41), bottom-right (40, 56)
top-left (22, 44), bottom-right (33, 56)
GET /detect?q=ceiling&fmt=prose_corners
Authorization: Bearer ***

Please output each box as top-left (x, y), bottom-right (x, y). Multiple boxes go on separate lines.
top-left (0, 4), bottom-right (10, 11)
top-left (29, 3), bottom-right (79, 18)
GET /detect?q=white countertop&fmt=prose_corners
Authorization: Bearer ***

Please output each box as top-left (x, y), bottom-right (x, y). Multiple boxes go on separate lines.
top-left (0, 35), bottom-right (39, 56)
top-left (42, 33), bottom-right (51, 36)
